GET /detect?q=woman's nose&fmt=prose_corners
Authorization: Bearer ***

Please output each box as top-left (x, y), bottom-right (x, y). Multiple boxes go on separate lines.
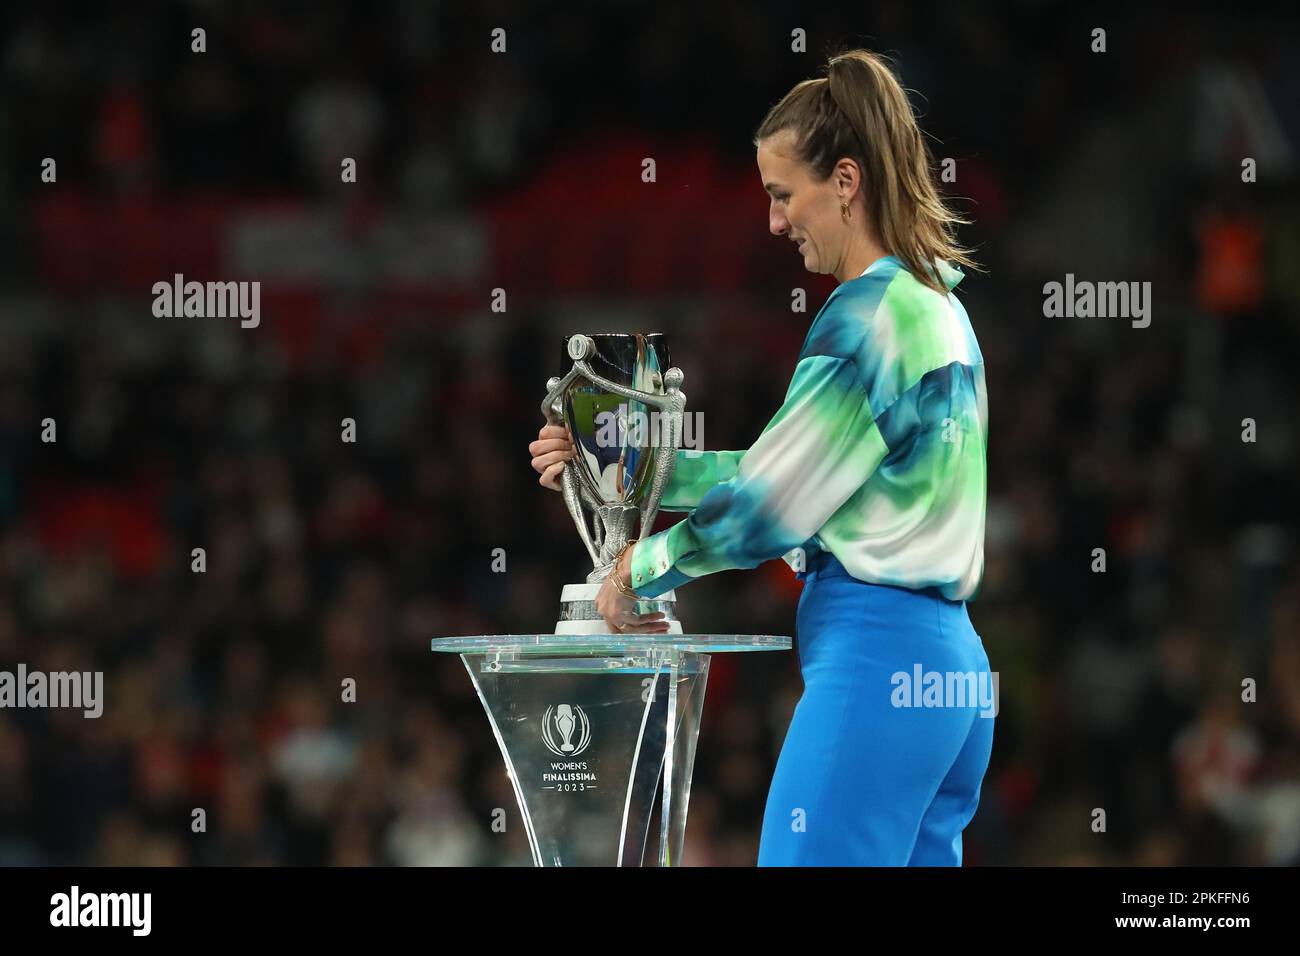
top-left (769, 208), bottom-right (788, 236)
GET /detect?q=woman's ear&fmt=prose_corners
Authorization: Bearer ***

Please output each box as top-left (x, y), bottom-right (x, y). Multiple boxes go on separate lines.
top-left (835, 157), bottom-right (863, 204)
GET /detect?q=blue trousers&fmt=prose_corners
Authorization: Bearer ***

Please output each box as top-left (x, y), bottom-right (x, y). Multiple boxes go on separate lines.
top-left (757, 553), bottom-right (995, 866)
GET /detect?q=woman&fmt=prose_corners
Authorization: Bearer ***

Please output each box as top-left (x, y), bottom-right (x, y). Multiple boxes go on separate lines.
top-left (529, 49), bottom-right (993, 866)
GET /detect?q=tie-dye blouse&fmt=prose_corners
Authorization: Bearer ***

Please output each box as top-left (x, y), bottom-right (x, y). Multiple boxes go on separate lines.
top-left (629, 254), bottom-right (987, 603)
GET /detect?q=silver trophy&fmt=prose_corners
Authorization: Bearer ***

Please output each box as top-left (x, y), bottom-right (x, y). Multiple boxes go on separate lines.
top-left (542, 333), bottom-right (687, 634)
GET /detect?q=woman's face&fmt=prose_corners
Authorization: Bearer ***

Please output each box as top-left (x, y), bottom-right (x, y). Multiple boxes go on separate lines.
top-left (757, 129), bottom-right (852, 276)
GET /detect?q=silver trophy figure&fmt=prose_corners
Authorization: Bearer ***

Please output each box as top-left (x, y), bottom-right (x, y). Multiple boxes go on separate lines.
top-left (541, 333), bottom-right (687, 634)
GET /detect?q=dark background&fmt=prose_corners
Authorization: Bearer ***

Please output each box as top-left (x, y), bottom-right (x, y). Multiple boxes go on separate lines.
top-left (1, 1), bottom-right (1298, 865)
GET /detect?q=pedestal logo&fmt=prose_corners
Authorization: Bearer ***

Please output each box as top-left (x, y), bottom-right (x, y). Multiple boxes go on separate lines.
top-left (542, 703), bottom-right (592, 756)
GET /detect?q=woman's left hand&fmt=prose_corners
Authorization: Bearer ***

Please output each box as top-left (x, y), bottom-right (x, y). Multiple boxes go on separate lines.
top-left (594, 544), bottom-right (671, 633)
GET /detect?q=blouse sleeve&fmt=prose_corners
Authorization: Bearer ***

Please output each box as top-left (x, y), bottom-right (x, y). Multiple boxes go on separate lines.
top-left (629, 352), bottom-right (889, 598)
top-left (657, 449), bottom-right (746, 512)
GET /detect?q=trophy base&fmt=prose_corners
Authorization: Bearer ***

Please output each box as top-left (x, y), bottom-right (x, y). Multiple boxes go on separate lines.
top-left (555, 583), bottom-right (683, 635)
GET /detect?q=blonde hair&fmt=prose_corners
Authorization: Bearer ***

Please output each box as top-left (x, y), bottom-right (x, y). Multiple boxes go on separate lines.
top-left (753, 48), bottom-right (979, 294)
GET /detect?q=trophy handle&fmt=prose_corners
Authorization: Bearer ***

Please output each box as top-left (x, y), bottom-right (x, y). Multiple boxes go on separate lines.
top-left (560, 459), bottom-right (603, 567)
top-left (542, 368), bottom-right (606, 507)
top-left (638, 370), bottom-right (685, 540)
top-left (542, 381), bottom-right (603, 568)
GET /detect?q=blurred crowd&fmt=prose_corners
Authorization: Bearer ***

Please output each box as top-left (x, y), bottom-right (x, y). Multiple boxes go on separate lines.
top-left (1, 2), bottom-right (1299, 865)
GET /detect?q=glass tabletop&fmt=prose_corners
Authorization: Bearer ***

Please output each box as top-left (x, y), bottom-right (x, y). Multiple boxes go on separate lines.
top-left (431, 634), bottom-right (792, 654)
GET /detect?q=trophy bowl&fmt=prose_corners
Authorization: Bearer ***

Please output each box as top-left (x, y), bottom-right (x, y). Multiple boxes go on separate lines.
top-left (560, 332), bottom-right (670, 510)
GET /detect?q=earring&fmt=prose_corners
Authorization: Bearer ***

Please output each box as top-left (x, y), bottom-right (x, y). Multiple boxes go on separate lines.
top-left (840, 202), bottom-right (851, 223)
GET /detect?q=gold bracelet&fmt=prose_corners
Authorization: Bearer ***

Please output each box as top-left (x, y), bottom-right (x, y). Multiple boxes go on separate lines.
top-left (609, 539), bottom-right (639, 597)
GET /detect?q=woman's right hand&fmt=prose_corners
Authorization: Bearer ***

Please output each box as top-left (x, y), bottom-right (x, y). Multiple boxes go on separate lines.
top-left (529, 423), bottom-right (575, 491)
